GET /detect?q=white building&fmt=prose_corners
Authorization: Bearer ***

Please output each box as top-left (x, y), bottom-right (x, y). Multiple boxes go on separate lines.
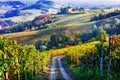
top-left (84, 8), bottom-right (90, 11)
top-left (0, 25), bottom-right (2, 30)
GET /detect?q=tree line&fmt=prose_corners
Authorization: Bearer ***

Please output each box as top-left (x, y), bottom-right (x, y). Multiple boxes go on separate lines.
top-left (91, 9), bottom-right (120, 21)
top-left (0, 14), bottom-right (58, 34)
top-left (34, 17), bottom-right (120, 52)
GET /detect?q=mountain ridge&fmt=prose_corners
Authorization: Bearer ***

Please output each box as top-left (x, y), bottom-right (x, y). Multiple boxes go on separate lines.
top-left (23, 0), bottom-right (54, 10)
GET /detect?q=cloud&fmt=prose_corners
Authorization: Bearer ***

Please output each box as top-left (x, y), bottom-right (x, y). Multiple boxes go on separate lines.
top-left (51, 0), bottom-right (120, 5)
top-left (0, 0), bottom-right (120, 5)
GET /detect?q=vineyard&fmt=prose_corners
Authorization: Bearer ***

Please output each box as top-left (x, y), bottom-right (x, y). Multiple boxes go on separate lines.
top-left (48, 34), bottom-right (120, 80)
top-left (0, 7), bottom-right (120, 80)
top-left (64, 35), bottom-right (120, 80)
top-left (0, 34), bottom-right (120, 80)
top-left (0, 37), bottom-right (50, 80)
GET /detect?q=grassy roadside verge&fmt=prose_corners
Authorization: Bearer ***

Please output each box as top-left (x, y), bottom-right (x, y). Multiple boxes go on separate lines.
top-left (64, 57), bottom-right (102, 80)
top-left (62, 41), bottom-right (107, 80)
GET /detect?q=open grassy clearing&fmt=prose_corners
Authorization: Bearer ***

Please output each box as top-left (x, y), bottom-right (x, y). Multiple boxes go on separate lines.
top-left (91, 8), bottom-right (120, 14)
top-left (7, 30), bottom-right (39, 38)
top-left (104, 8), bottom-right (120, 13)
top-left (51, 13), bottom-right (94, 26)
top-left (10, 27), bottom-right (67, 45)
top-left (2, 9), bottom-right (42, 22)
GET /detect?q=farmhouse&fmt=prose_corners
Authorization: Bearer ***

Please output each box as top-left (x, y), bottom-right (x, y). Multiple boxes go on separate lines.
top-left (60, 6), bottom-right (90, 14)
top-left (60, 6), bottom-right (72, 14)
top-left (0, 25), bottom-right (2, 30)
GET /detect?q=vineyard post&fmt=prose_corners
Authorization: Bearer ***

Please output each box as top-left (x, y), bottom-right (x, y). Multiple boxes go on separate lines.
top-left (107, 25), bottom-right (113, 80)
top-left (107, 36), bottom-right (112, 80)
top-left (100, 40), bottom-right (104, 77)
top-left (99, 29), bottom-right (107, 77)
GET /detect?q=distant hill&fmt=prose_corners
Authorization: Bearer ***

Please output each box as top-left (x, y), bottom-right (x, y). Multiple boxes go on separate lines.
top-left (0, 1), bottom-right (26, 18)
top-left (23, 0), bottom-right (62, 14)
top-left (0, 20), bottom-right (16, 29)
top-left (23, 0), bottom-right (54, 10)
top-left (0, 1), bottom-right (25, 9)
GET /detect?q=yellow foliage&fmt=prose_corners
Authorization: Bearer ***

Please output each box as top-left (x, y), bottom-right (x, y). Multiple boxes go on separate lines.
top-left (0, 35), bottom-right (3, 39)
top-left (49, 48), bottom-right (68, 57)
top-left (49, 41), bottom-right (100, 65)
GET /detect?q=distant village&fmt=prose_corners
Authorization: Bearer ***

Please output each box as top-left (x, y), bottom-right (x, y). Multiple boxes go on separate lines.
top-left (60, 6), bottom-right (90, 14)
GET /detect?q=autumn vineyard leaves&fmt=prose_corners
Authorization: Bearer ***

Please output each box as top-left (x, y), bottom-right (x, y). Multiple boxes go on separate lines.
top-left (0, 34), bottom-right (120, 80)
top-left (0, 31), bottom-right (120, 80)
top-left (0, 37), bottom-right (50, 80)
top-left (0, 1), bottom-right (120, 80)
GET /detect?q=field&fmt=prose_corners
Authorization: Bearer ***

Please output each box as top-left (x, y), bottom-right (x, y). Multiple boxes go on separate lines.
top-left (2, 9), bottom-right (42, 22)
top-left (7, 8), bottom-right (120, 45)
top-left (91, 8), bottom-right (120, 14)
top-left (51, 13), bottom-right (93, 27)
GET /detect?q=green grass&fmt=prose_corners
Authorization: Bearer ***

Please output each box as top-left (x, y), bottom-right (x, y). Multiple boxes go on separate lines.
top-left (51, 13), bottom-right (94, 26)
top-left (91, 8), bottom-right (120, 14)
top-left (2, 9), bottom-right (42, 22)
top-left (70, 65), bottom-right (103, 80)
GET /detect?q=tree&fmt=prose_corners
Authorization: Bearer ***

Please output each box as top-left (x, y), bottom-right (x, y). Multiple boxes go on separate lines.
top-left (48, 34), bottom-right (71, 49)
top-left (98, 29), bottom-right (108, 76)
top-left (35, 40), bottom-right (48, 51)
top-left (115, 18), bottom-right (120, 26)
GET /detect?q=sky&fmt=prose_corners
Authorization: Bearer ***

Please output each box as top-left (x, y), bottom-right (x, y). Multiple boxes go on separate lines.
top-left (0, 0), bottom-right (120, 5)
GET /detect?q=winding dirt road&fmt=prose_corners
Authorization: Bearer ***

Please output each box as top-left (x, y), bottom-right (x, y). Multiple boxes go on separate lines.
top-left (50, 56), bottom-right (76, 80)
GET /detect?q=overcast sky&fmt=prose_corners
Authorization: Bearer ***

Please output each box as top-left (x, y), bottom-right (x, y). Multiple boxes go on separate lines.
top-left (0, 0), bottom-right (120, 5)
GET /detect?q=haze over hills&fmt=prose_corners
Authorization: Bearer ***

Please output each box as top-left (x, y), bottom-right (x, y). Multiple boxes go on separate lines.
top-left (0, 0), bottom-right (120, 5)
top-left (0, 0), bottom-right (120, 30)
top-left (23, 0), bottom-right (55, 12)
top-left (0, 0), bottom-right (62, 29)
top-left (0, 0), bottom-right (120, 9)
top-left (0, 1), bottom-right (120, 80)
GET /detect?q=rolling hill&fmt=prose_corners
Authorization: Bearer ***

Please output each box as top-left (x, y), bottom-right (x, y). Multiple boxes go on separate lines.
top-left (7, 9), bottom-right (119, 45)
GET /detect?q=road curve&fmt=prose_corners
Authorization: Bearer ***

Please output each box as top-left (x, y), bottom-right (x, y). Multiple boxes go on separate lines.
top-left (50, 56), bottom-right (74, 80)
